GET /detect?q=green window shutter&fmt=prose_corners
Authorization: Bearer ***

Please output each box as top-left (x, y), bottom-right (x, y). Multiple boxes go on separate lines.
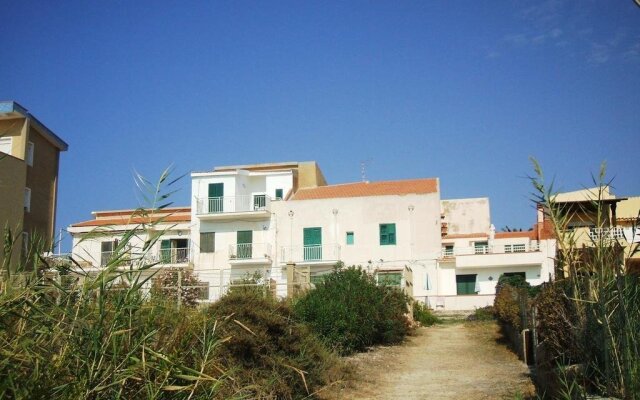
top-left (379, 223), bottom-right (396, 245)
top-left (303, 227), bottom-right (322, 260)
top-left (237, 230), bottom-right (253, 259)
top-left (200, 232), bottom-right (215, 253)
top-left (208, 183), bottom-right (224, 212)
top-left (346, 231), bottom-right (354, 245)
top-left (160, 239), bottom-right (172, 263)
top-left (275, 188), bottom-right (283, 200)
top-left (456, 274), bottom-right (477, 295)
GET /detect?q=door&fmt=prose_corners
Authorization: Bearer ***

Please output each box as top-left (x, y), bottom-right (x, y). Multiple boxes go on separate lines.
top-left (456, 274), bottom-right (477, 295)
top-left (303, 227), bottom-right (322, 261)
top-left (160, 239), bottom-right (172, 263)
top-left (237, 230), bottom-right (253, 259)
top-left (253, 194), bottom-right (266, 210)
top-left (208, 183), bottom-right (224, 213)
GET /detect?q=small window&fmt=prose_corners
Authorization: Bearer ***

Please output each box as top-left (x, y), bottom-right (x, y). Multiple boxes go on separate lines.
top-left (27, 141), bottom-right (34, 166)
top-left (346, 231), bottom-right (354, 245)
top-left (275, 188), bottom-right (283, 200)
top-left (377, 272), bottom-right (402, 287)
top-left (474, 241), bottom-right (489, 254)
top-left (24, 188), bottom-right (31, 212)
top-left (200, 232), bottom-right (215, 253)
top-left (443, 244), bottom-right (454, 257)
top-left (379, 223), bottom-right (396, 245)
top-left (0, 137), bottom-right (12, 155)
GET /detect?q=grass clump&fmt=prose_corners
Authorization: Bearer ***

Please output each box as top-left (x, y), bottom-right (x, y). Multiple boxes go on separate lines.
top-left (412, 301), bottom-right (442, 326)
top-left (467, 306), bottom-right (496, 321)
top-left (293, 265), bottom-right (411, 355)
top-left (205, 289), bottom-right (342, 399)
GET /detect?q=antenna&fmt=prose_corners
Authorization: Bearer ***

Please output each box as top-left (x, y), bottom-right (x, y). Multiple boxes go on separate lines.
top-left (360, 159), bottom-right (372, 182)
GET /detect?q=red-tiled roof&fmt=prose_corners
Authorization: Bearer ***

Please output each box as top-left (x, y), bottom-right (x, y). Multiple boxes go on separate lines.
top-left (494, 231), bottom-right (533, 239)
top-left (442, 233), bottom-right (488, 239)
top-left (291, 178), bottom-right (439, 200)
top-left (71, 212), bottom-right (190, 228)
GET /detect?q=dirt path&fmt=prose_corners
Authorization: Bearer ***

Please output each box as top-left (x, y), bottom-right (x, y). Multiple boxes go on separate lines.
top-left (326, 321), bottom-right (535, 400)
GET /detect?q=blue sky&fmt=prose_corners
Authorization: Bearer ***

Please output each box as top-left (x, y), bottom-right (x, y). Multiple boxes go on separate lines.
top-left (1, 0), bottom-right (639, 251)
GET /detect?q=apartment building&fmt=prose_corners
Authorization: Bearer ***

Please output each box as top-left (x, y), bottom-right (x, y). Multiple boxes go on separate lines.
top-left (0, 101), bottom-right (68, 269)
top-left (69, 160), bottom-right (558, 309)
top-left (545, 187), bottom-right (640, 275)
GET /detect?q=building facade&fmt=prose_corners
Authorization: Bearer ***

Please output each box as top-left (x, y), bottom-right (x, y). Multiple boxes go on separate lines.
top-left (0, 101), bottom-right (68, 269)
top-left (69, 161), bottom-right (558, 310)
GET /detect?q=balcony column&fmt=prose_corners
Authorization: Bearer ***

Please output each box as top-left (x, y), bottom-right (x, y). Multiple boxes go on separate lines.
top-left (611, 202), bottom-right (617, 226)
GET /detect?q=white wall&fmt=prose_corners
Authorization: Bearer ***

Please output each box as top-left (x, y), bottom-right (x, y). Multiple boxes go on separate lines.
top-left (441, 198), bottom-right (490, 235)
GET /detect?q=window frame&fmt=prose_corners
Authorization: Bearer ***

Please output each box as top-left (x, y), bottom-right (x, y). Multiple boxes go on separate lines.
top-left (26, 141), bottom-right (34, 166)
top-left (379, 223), bottom-right (396, 245)
top-left (24, 187), bottom-right (31, 212)
top-left (346, 231), bottom-right (354, 245)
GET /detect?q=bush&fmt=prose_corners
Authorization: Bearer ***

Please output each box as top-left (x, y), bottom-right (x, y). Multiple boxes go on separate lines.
top-left (205, 289), bottom-right (340, 399)
top-left (293, 265), bottom-right (411, 355)
top-left (413, 301), bottom-right (441, 326)
top-left (467, 306), bottom-right (496, 321)
top-left (494, 284), bottom-right (523, 330)
top-left (151, 268), bottom-right (205, 307)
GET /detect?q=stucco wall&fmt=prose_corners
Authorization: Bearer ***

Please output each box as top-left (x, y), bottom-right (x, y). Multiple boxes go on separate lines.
top-left (0, 153), bottom-right (26, 269)
top-left (441, 198), bottom-right (490, 235)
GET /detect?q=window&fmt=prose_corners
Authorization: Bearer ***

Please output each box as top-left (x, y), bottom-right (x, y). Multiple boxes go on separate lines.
top-left (0, 137), bottom-right (11, 155)
top-left (377, 272), bottom-right (402, 288)
top-left (26, 141), bottom-right (34, 166)
top-left (474, 241), bottom-right (489, 254)
top-left (456, 274), bottom-right (477, 295)
top-left (379, 223), bottom-right (396, 245)
top-left (275, 188), bottom-right (283, 200)
top-left (505, 244), bottom-right (526, 253)
top-left (100, 240), bottom-right (118, 267)
top-left (346, 231), bottom-right (354, 245)
top-left (24, 188), bottom-right (31, 212)
top-left (443, 244), bottom-right (454, 257)
top-left (200, 232), bottom-right (215, 253)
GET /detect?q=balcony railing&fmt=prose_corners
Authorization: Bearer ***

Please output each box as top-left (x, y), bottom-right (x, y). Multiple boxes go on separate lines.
top-left (441, 242), bottom-right (540, 258)
top-left (281, 244), bottom-right (341, 263)
top-left (589, 227), bottom-right (624, 240)
top-left (158, 247), bottom-right (190, 264)
top-left (195, 195), bottom-right (271, 215)
top-left (228, 243), bottom-right (272, 260)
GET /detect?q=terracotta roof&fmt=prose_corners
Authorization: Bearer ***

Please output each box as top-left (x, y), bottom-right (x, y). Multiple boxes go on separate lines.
top-left (291, 178), bottom-right (439, 200)
top-left (94, 207), bottom-right (191, 218)
top-left (494, 231), bottom-right (533, 239)
top-left (442, 233), bottom-right (488, 239)
top-left (71, 213), bottom-right (190, 228)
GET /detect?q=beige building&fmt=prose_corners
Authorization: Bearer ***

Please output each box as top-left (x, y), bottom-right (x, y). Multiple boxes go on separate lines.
top-left (0, 101), bottom-right (68, 269)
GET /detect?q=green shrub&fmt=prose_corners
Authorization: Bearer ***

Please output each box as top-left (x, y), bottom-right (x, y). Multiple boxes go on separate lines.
top-left (494, 284), bottom-right (523, 330)
top-left (205, 289), bottom-right (340, 399)
top-left (467, 305), bottom-right (496, 321)
top-left (413, 301), bottom-right (441, 326)
top-left (293, 265), bottom-right (410, 355)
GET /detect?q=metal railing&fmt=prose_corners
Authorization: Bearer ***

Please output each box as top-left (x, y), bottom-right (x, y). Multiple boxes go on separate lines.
top-left (441, 242), bottom-right (540, 258)
top-left (280, 244), bottom-right (341, 263)
top-left (158, 247), bottom-right (190, 264)
top-left (228, 243), bottom-right (272, 260)
top-left (589, 227), bottom-right (625, 240)
top-left (195, 195), bottom-right (271, 214)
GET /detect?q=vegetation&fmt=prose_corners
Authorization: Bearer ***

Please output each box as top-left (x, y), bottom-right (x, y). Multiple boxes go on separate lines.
top-left (293, 265), bottom-right (411, 355)
top-left (412, 301), bottom-right (442, 326)
top-left (495, 160), bottom-right (640, 399)
top-left (150, 267), bottom-right (205, 307)
top-left (467, 305), bottom-right (495, 321)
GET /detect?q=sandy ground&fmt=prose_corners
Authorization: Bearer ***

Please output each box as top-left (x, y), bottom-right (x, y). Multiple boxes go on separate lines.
top-left (323, 321), bottom-right (536, 400)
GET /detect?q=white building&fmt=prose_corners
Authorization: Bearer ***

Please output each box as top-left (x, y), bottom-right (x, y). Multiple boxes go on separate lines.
top-left (69, 161), bottom-right (556, 310)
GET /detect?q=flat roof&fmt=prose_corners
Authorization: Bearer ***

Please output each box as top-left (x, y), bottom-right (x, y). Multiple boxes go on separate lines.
top-left (0, 101), bottom-right (68, 151)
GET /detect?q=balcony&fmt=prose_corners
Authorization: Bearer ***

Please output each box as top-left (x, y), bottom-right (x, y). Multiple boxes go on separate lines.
top-left (100, 248), bottom-right (190, 268)
top-left (440, 243), bottom-right (544, 269)
top-left (280, 244), bottom-right (341, 265)
top-left (195, 195), bottom-right (271, 220)
top-left (589, 227), bottom-right (625, 241)
top-left (228, 243), bottom-right (272, 266)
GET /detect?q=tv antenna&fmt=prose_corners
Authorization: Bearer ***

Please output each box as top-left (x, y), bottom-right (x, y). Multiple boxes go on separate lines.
top-left (360, 159), bottom-right (372, 182)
